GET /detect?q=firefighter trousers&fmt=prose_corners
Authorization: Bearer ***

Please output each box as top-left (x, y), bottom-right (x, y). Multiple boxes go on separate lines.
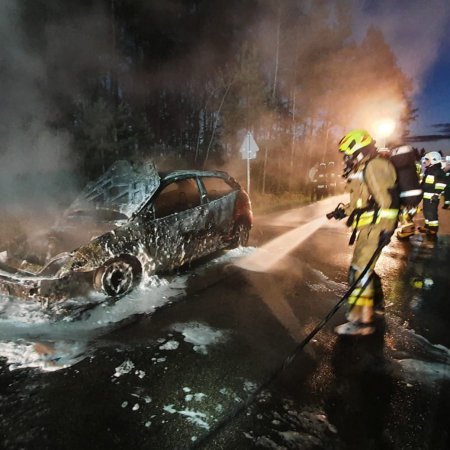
top-left (422, 198), bottom-right (439, 232)
top-left (347, 223), bottom-right (386, 325)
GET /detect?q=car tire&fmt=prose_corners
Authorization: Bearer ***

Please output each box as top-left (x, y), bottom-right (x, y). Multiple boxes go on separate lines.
top-left (230, 222), bottom-right (250, 248)
top-left (93, 257), bottom-right (142, 297)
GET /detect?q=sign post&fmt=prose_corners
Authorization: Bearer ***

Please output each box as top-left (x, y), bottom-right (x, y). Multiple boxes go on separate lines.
top-left (239, 131), bottom-right (259, 194)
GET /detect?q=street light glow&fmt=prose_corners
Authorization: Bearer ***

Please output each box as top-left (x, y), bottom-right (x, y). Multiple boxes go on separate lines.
top-left (374, 118), bottom-right (396, 139)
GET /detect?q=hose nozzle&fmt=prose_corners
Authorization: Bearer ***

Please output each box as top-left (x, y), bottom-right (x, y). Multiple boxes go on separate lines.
top-left (326, 203), bottom-right (346, 220)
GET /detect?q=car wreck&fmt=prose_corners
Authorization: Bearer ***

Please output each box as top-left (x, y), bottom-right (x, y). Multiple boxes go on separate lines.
top-left (0, 161), bottom-right (252, 301)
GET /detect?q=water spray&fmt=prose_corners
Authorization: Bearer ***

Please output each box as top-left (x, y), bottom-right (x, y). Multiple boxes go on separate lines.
top-left (235, 216), bottom-right (329, 273)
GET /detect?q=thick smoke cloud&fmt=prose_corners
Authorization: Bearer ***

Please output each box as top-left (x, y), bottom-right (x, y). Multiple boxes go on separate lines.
top-left (1, 0), bottom-right (438, 210)
top-left (0, 0), bottom-right (76, 219)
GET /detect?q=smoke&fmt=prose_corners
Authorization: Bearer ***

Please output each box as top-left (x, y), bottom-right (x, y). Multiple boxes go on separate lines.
top-left (0, 0), bottom-right (78, 225)
top-left (2, 0), bottom-right (443, 220)
top-left (0, 1), bottom-right (120, 241)
top-left (353, 0), bottom-right (450, 93)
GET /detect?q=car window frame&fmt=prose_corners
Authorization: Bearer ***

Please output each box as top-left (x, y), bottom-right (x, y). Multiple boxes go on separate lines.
top-left (198, 175), bottom-right (237, 203)
top-left (140, 175), bottom-right (204, 220)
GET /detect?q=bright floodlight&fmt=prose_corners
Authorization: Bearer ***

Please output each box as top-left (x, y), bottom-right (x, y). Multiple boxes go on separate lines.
top-left (375, 118), bottom-right (396, 139)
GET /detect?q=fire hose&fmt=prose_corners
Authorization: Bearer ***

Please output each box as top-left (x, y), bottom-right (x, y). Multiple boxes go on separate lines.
top-left (191, 239), bottom-right (385, 449)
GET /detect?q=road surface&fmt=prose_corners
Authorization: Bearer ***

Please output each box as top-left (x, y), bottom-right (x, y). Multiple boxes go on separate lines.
top-left (1, 196), bottom-right (449, 449)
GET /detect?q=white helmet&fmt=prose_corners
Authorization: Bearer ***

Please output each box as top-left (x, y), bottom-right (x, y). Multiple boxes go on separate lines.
top-left (424, 151), bottom-right (442, 165)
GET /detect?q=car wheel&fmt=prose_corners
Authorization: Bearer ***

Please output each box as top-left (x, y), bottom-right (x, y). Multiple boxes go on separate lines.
top-left (230, 222), bottom-right (250, 248)
top-left (94, 257), bottom-right (142, 297)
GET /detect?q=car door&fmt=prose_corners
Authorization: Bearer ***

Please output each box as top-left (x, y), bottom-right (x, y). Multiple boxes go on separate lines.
top-left (138, 177), bottom-right (208, 271)
top-left (199, 176), bottom-right (238, 243)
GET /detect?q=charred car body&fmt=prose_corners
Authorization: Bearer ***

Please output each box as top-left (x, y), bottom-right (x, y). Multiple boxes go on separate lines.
top-left (0, 161), bottom-right (252, 300)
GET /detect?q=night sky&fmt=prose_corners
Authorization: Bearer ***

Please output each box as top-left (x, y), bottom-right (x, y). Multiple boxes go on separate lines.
top-left (411, 31), bottom-right (450, 153)
top-left (356, 0), bottom-right (450, 154)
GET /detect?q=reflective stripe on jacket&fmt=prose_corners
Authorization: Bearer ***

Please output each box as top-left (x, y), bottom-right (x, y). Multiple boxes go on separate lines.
top-left (353, 208), bottom-right (399, 229)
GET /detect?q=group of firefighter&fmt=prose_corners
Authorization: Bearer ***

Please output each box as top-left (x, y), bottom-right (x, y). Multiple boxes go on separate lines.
top-left (308, 161), bottom-right (340, 200)
top-left (327, 129), bottom-right (449, 336)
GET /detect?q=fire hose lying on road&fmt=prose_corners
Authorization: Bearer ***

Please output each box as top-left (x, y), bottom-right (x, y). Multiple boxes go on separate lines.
top-left (191, 227), bottom-right (385, 449)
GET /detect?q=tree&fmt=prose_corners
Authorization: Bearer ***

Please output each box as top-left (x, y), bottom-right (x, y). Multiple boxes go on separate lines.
top-left (10, 0), bottom-right (415, 192)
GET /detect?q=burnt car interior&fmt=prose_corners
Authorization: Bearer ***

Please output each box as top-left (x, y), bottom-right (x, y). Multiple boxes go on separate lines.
top-left (153, 178), bottom-right (201, 218)
top-left (201, 176), bottom-right (234, 201)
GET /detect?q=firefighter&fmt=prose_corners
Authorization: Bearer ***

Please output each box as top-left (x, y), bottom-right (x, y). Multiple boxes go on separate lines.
top-left (418, 152), bottom-right (447, 238)
top-left (308, 163), bottom-right (319, 201)
top-left (443, 156), bottom-right (450, 209)
top-left (327, 161), bottom-right (337, 195)
top-left (316, 162), bottom-right (328, 199)
top-left (329, 129), bottom-right (399, 336)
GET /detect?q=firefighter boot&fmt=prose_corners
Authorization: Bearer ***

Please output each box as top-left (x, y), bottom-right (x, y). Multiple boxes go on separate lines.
top-left (334, 321), bottom-right (375, 336)
top-left (417, 225), bottom-right (428, 234)
top-left (426, 229), bottom-right (438, 241)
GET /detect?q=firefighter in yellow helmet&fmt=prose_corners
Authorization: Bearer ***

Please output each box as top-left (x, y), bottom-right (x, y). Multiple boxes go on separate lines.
top-left (329, 129), bottom-right (399, 336)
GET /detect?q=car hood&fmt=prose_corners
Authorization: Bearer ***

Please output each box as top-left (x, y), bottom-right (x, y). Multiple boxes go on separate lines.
top-left (66, 160), bottom-right (160, 219)
top-left (1, 160), bottom-right (160, 273)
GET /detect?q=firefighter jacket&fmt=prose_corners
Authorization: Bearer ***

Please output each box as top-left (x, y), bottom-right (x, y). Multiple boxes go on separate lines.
top-left (421, 163), bottom-right (447, 200)
top-left (341, 155), bottom-right (398, 318)
top-left (344, 155), bottom-right (399, 232)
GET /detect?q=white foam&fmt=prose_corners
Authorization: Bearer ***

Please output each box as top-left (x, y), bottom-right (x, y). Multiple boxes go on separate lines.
top-left (170, 322), bottom-right (228, 355)
top-left (159, 340), bottom-right (179, 351)
top-left (113, 359), bottom-right (135, 377)
top-left (0, 275), bottom-right (183, 341)
top-left (0, 247), bottom-right (249, 371)
top-left (0, 339), bottom-right (86, 371)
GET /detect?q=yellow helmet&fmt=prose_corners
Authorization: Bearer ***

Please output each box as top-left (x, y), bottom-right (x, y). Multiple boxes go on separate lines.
top-left (338, 129), bottom-right (373, 156)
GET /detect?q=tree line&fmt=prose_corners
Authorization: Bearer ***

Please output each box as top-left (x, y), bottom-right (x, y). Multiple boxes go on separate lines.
top-left (17, 0), bottom-right (415, 193)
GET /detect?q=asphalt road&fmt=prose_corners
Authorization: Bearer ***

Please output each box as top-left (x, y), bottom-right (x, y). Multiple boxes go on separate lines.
top-left (1, 196), bottom-right (450, 450)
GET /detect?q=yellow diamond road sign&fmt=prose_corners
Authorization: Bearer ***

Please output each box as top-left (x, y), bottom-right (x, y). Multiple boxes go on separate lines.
top-left (240, 131), bottom-right (259, 160)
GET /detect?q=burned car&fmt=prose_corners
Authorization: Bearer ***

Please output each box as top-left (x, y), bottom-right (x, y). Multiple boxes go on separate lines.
top-left (0, 161), bottom-right (252, 300)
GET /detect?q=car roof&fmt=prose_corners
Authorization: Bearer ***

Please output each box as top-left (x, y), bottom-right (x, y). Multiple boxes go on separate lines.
top-left (159, 169), bottom-right (228, 179)
top-left (158, 170), bottom-right (239, 186)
